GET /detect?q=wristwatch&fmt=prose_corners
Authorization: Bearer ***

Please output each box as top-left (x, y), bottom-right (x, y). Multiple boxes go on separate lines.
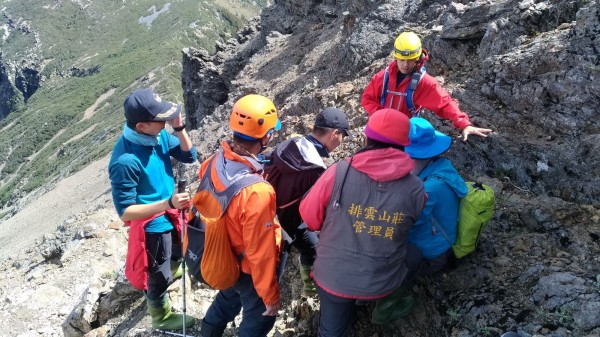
top-left (173, 124), bottom-right (186, 132)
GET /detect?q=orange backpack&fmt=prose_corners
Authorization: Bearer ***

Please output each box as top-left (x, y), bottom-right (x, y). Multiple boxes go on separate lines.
top-left (184, 154), bottom-right (263, 290)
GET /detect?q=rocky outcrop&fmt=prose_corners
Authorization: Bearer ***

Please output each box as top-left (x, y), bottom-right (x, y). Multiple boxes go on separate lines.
top-left (68, 65), bottom-right (101, 78)
top-left (0, 52), bottom-right (21, 119)
top-left (182, 18), bottom-right (264, 130)
top-left (13, 62), bottom-right (40, 102)
top-left (0, 11), bottom-right (45, 118)
top-left (182, 0), bottom-right (600, 336)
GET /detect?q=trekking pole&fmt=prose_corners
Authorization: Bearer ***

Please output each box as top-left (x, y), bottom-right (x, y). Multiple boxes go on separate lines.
top-left (177, 163), bottom-right (188, 337)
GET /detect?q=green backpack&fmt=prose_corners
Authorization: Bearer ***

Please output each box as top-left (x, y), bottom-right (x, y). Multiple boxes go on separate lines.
top-left (452, 182), bottom-right (495, 258)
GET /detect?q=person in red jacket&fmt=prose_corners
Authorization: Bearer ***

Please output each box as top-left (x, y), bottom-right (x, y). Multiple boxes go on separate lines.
top-left (362, 31), bottom-right (492, 141)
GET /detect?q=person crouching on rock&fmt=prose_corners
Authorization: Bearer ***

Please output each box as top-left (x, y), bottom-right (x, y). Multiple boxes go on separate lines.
top-left (406, 117), bottom-right (468, 275)
top-left (264, 107), bottom-right (352, 297)
top-left (299, 108), bottom-right (426, 336)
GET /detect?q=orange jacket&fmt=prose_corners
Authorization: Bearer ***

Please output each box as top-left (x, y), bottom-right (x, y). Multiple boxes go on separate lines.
top-left (198, 141), bottom-right (282, 305)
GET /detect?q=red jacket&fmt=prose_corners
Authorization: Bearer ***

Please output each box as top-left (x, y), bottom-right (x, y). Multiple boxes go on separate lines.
top-left (124, 209), bottom-right (183, 290)
top-left (361, 51), bottom-right (472, 130)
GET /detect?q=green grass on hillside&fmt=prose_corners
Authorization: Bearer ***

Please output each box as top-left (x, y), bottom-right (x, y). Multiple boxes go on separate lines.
top-left (0, 0), bottom-right (266, 207)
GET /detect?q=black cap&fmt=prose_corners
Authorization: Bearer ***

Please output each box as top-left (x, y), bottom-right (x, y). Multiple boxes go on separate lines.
top-left (124, 88), bottom-right (181, 124)
top-left (314, 107), bottom-right (352, 139)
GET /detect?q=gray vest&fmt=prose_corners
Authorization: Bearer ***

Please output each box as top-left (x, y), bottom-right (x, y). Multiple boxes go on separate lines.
top-left (312, 159), bottom-right (424, 298)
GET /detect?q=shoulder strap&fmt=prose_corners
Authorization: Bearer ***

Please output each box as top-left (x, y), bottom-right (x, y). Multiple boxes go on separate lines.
top-left (430, 216), bottom-right (453, 246)
top-left (406, 66), bottom-right (426, 117)
top-left (332, 157), bottom-right (353, 209)
top-left (278, 197), bottom-right (301, 210)
top-left (380, 68), bottom-right (389, 107)
top-left (193, 153), bottom-right (265, 218)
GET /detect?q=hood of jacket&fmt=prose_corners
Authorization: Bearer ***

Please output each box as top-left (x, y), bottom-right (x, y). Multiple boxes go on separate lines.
top-left (348, 147), bottom-right (414, 182)
top-left (208, 141), bottom-right (264, 192)
top-left (417, 157), bottom-right (467, 198)
top-left (271, 136), bottom-right (326, 174)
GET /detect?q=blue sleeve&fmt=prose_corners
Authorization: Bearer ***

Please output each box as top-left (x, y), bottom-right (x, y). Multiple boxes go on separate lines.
top-left (165, 132), bottom-right (198, 163)
top-left (108, 154), bottom-right (140, 217)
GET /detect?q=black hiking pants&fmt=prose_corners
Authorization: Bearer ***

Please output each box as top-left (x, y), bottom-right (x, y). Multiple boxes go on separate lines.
top-left (145, 230), bottom-right (181, 300)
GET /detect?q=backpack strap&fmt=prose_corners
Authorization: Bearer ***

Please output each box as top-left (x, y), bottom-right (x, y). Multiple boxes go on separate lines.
top-left (380, 65), bottom-right (426, 117)
top-left (193, 152), bottom-right (265, 219)
top-left (278, 197), bottom-right (301, 210)
top-left (380, 68), bottom-right (389, 107)
top-left (406, 66), bottom-right (426, 117)
top-left (332, 157), bottom-right (353, 209)
top-left (430, 216), bottom-right (453, 246)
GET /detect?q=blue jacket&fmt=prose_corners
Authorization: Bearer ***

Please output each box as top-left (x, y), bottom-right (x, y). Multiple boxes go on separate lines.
top-left (408, 157), bottom-right (467, 259)
top-left (109, 127), bottom-right (197, 232)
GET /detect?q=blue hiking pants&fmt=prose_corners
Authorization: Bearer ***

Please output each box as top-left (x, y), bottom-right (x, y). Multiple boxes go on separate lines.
top-left (202, 272), bottom-right (276, 337)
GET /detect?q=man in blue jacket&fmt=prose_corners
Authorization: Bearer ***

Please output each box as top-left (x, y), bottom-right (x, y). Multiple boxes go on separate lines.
top-left (406, 117), bottom-right (468, 275)
top-left (108, 88), bottom-right (198, 330)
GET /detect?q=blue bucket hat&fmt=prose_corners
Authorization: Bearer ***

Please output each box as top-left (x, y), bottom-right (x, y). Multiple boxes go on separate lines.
top-left (405, 117), bottom-right (452, 159)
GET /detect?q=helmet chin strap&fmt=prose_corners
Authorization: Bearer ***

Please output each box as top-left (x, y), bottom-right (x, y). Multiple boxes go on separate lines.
top-left (231, 140), bottom-right (261, 162)
top-left (259, 134), bottom-right (272, 153)
top-left (231, 131), bottom-right (272, 161)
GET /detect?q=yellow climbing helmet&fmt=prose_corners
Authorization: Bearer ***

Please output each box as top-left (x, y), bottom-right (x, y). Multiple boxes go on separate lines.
top-left (393, 32), bottom-right (422, 60)
top-left (230, 94), bottom-right (281, 139)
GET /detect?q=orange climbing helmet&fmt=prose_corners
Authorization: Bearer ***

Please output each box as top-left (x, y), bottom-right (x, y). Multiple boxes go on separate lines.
top-left (230, 94), bottom-right (281, 139)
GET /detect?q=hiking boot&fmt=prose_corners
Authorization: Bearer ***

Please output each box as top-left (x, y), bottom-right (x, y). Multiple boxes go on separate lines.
top-left (371, 285), bottom-right (415, 324)
top-left (199, 319), bottom-right (226, 337)
top-left (371, 295), bottom-right (415, 324)
top-left (146, 295), bottom-right (196, 330)
top-left (299, 264), bottom-right (317, 296)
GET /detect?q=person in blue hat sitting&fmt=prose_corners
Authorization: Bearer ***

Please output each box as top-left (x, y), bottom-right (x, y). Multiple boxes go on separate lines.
top-left (405, 117), bottom-right (468, 274)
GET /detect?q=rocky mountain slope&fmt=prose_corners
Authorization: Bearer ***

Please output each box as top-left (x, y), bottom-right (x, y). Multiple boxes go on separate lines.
top-left (0, 0), bottom-right (598, 337)
top-left (182, 0), bottom-right (600, 336)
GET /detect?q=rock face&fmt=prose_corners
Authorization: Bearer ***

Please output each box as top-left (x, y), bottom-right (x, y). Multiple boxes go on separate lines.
top-left (182, 0), bottom-right (600, 336)
top-left (0, 11), bottom-right (43, 118)
top-left (0, 51), bottom-right (23, 119)
top-left (0, 53), bottom-right (20, 119)
top-left (182, 18), bottom-right (264, 131)
top-left (3, 1), bottom-right (598, 337)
